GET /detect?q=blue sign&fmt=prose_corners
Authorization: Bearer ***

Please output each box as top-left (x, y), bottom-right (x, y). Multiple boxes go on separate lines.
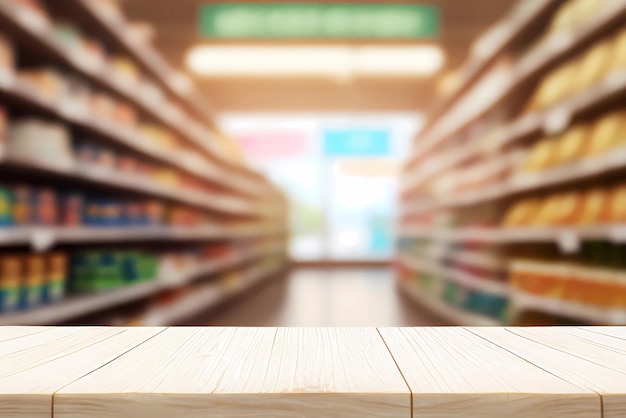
top-left (323, 130), bottom-right (389, 156)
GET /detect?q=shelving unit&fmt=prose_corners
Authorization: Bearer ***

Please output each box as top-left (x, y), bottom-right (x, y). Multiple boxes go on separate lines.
top-left (0, 244), bottom-right (285, 326)
top-left (0, 0), bottom-right (288, 325)
top-left (397, 0), bottom-right (626, 325)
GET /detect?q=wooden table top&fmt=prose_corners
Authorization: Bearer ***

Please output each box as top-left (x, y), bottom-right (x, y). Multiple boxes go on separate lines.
top-left (0, 326), bottom-right (623, 418)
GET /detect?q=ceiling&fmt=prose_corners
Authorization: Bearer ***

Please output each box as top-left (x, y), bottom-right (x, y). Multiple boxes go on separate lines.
top-left (122, 0), bottom-right (513, 114)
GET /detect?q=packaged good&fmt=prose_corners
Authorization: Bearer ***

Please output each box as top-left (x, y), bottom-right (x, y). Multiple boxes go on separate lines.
top-left (533, 192), bottom-right (582, 225)
top-left (0, 105), bottom-right (7, 145)
top-left (529, 63), bottom-right (576, 111)
top-left (522, 138), bottom-right (557, 171)
top-left (576, 188), bottom-right (610, 225)
top-left (575, 39), bottom-right (613, 91)
top-left (19, 68), bottom-right (65, 101)
top-left (0, 256), bottom-right (20, 312)
top-left (0, 186), bottom-right (13, 226)
top-left (52, 21), bottom-right (83, 52)
top-left (114, 102), bottom-right (138, 128)
top-left (20, 255), bottom-right (45, 309)
top-left (613, 29), bottom-right (626, 71)
top-left (502, 198), bottom-right (543, 226)
top-left (608, 184), bottom-right (626, 222)
top-left (90, 93), bottom-right (117, 121)
top-left (587, 110), bottom-right (626, 157)
top-left (60, 192), bottom-right (84, 226)
top-left (109, 56), bottom-right (140, 86)
top-left (0, 33), bottom-right (15, 70)
top-left (45, 253), bottom-right (66, 303)
top-left (12, 185), bottom-right (31, 225)
top-left (7, 119), bottom-right (74, 169)
top-left (553, 125), bottom-right (590, 166)
top-left (31, 188), bottom-right (58, 225)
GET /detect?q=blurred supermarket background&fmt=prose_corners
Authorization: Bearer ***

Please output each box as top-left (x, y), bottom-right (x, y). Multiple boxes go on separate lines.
top-left (0, 0), bottom-right (624, 326)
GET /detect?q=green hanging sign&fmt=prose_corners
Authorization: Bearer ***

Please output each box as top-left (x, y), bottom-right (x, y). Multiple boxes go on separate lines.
top-left (199, 3), bottom-right (440, 39)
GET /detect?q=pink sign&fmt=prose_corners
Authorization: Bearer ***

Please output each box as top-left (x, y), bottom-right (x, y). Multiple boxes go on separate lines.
top-left (234, 130), bottom-right (309, 160)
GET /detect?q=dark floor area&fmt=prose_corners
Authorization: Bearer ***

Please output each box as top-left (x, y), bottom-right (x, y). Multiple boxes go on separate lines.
top-left (199, 267), bottom-right (448, 326)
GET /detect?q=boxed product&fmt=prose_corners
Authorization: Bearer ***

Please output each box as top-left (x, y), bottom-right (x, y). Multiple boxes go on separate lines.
top-left (0, 256), bottom-right (21, 312)
top-left (0, 33), bottom-right (15, 71)
top-left (19, 255), bottom-right (45, 309)
top-left (7, 119), bottom-right (74, 169)
top-left (0, 186), bottom-right (13, 226)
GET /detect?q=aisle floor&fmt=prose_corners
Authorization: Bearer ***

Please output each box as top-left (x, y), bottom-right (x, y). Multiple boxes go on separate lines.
top-left (203, 267), bottom-right (448, 326)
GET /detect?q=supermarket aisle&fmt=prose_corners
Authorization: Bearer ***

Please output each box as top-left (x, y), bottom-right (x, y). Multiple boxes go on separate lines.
top-left (201, 268), bottom-right (448, 326)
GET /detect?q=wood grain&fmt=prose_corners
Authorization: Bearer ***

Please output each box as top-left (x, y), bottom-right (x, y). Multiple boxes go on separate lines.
top-left (506, 327), bottom-right (626, 418)
top-left (0, 327), bottom-right (163, 418)
top-left (378, 327), bottom-right (599, 418)
top-left (260, 327), bottom-right (410, 417)
top-left (57, 327), bottom-right (410, 418)
top-left (56, 327), bottom-right (278, 418)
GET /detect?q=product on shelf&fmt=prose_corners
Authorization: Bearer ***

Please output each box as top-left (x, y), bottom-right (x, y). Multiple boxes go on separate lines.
top-left (71, 250), bottom-right (157, 293)
top-left (510, 257), bottom-right (626, 309)
top-left (548, 0), bottom-right (610, 35)
top-left (574, 38), bottom-right (614, 92)
top-left (6, 119), bottom-right (74, 168)
top-left (0, 251), bottom-right (68, 313)
top-left (109, 56), bottom-right (140, 87)
top-left (553, 125), bottom-right (590, 166)
top-left (587, 109), bottom-right (626, 156)
top-left (0, 105), bottom-right (7, 144)
top-left (0, 256), bottom-right (20, 312)
top-left (0, 33), bottom-right (15, 71)
top-left (502, 198), bottom-right (543, 227)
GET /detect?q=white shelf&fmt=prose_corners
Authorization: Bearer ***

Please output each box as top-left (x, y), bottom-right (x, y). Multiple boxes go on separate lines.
top-left (144, 263), bottom-right (286, 326)
top-left (511, 291), bottom-right (626, 325)
top-left (0, 280), bottom-right (161, 326)
top-left (400, 224), bottom-right (626, 246)
top-left (0, 224), bottom-right (285, 251)
top-left (397, 278), bottom-right (501, 326)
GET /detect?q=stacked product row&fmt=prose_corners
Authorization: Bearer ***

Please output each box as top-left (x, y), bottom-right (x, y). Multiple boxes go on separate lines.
top-left (398, 0), bottom-right (626, 324)
top-left (0, 238), bottom-right (283, 316)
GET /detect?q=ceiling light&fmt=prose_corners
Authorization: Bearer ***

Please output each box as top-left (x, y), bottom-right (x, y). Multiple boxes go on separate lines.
top-left (186, 45), bottom-right (444, 78)
top-left (355, 46), bottom-right (444, 76)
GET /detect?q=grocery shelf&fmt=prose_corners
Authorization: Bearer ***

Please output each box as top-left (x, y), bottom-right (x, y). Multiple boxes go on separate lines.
top-left (0, 280), bottom-right (160, 326)
top-left (493, 69), bottom-right (626, 150)
top-left (0, 246), bottom-right (285, 325)
top-left (0, 70), bottom-right (259, 197)
top-left (0, 0), bottom-right (270, 199)
top-left (511, 291), bottom-right (626, 325)
top-left (396, 277), bottom-right (501, 326)
top-left (451, 250), bottom-right (506, 272)
top-left (143, 262), bottom-right (286, 326)
top-left (402, 70), bottom-right (626, 216)
top-left (400, 224), bottom-right (626, 247)
top-left (68, 0), bottom-right (215, 130)
top-left (417, 0), bottom-right (557, 144)
top-left (0, 149), bottom-right (261, 217)
top-left (407, 0), bottom-right (626, 173)
top-left (398, 252), bottom-right (509, 296)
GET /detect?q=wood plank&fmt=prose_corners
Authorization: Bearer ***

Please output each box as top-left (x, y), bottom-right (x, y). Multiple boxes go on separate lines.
top-left (379, 327), bottom-right (599, 418)
top-left (508, 327), bottom-right (626, 370)
top-left (55, 327), bottom-right (278, 418)
top-left (57, 327), bottom-right (410, 418)
top-left (260, 327), bottom-right (410, 417)
top-left (507, 327), bottom-right (626, 418)
top-left (468, 327), bottom-right (624, 417)
top-left (577, 326), bottom-right (626, 340)
top-left (0, 326), bottom-right (52, 342)
top-left (0, 327), bottom-right (163, 418)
